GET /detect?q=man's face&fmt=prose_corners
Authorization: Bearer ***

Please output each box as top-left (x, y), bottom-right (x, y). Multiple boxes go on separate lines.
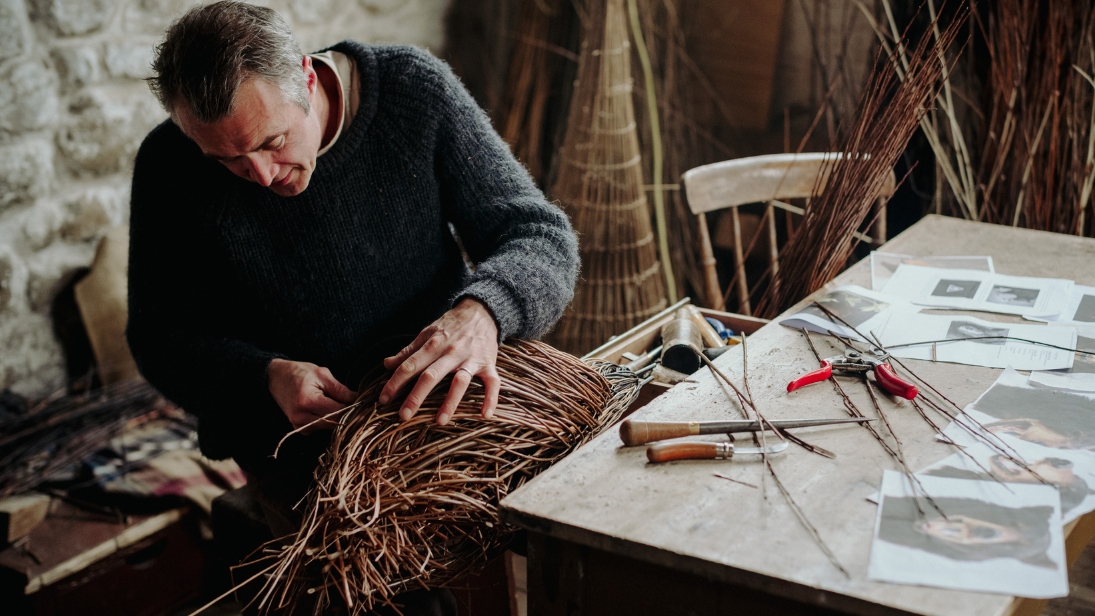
top-left (986, 419), bottom-right (1076, 449)
top-left (174, 58), bottom-right (323, 197)
top-left (989, 454), bottom-right (1076, 485)
top-left (920, 515), bottom-right (1021, 546)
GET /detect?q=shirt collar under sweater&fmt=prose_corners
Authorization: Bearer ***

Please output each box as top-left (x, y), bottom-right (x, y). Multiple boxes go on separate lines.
top-left (299, 41), bottom-right (380, 184)
top-left (311, 50), bottom-right (359, 157)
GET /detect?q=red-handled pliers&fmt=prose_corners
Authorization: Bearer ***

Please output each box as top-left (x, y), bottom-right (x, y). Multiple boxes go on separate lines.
top-left (787, 347), bottom-right (918, 400)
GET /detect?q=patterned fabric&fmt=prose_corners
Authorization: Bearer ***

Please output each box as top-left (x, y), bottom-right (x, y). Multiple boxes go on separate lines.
top-left (89, 414), bottom-right (246, 514)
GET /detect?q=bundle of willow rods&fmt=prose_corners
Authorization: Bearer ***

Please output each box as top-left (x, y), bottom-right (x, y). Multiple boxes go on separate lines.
top-left (0, 378), bottom-right (171, 498)
top-left (253, 340), bottom-right (641, 615)
top-left (878, 0), bottom-right (1095, 234)
top-left (754, 8), bottom-right (966, 318)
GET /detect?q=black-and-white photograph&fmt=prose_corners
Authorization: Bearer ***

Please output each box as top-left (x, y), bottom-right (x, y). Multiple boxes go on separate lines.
top-left (878, 495), bottom-right (1057, 569)
top-left (1071, 336), bottom-right (1095, 374)
top-left (986, 285), bottom-right (1040, 307)
top-left (924, 453), bottom-right (1095, 518)
top-left (932, 279), bottom-right (981, 299)
top-left (946, 320), bottom-right (1009, 345)
top-left (800, 290), bottom-right (890, 328)
top-left (970, 384), bottom-right (1095, 451)
top-left (1075, 294), bottom-right (1095, 322)
top-left (868, 471), bottom-right (1067, 597)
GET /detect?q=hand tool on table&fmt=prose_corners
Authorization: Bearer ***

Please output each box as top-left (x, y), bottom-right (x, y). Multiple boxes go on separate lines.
top-left (787, 346), bottom-right (918, 400)
top-left (619, 416), bottom-right (877, 446)
top-left (646, 438), bottom-right (790, 463)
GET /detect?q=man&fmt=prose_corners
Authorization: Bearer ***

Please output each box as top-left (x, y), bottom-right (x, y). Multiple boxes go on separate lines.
top-left (125, 0), bottom-right (577, 594)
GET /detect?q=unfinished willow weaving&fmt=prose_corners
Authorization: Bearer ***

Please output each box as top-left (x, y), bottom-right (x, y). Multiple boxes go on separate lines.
top-left (546, 0), bottom-right (667, 355)
top-left (251, 340), bottom-right (640, 614)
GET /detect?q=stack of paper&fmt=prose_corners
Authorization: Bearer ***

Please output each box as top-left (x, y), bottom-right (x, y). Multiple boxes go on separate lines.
top-left (869, 470), bottom-right (1067, 598)
top-left (880, 264), bottom-right (1074, 318)
top-left (866, 368), bottom-right (1095, 598)
top-left (780, 285), bottom-right (1077, 371)
top-left (870, 252), bottom-right (994, 291)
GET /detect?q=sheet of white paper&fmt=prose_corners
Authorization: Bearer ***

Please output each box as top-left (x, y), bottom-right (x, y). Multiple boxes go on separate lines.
top-left (918, 439), bottom-right (1095, 524)
top-left (874, 313), bottom-right (1076, 371)
top-left (870, 252), bottom-right (994, 291)
top-left (1029, 326), bottom-right (1095, 392)
top-left (868, 470), bottom-right (1067, 598)
top-left (943, 368), bottom-right (1095, 453)
top-left (880, 265), bottom-right (1073, 317)
top-left (1027, 285), bottom-right (1095, 325)
top-left (778, 285), bottom-right (906, 340)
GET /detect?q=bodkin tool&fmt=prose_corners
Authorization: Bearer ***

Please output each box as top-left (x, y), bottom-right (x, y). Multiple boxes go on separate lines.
top-left (619, 417), bottom-right (876, 446)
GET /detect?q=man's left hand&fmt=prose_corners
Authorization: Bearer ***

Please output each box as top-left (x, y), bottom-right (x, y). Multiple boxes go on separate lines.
top-left (379, 298), bottom-right (500, 425)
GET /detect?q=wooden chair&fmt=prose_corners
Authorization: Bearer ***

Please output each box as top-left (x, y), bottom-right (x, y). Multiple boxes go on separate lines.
top-left (682, 152), bottom-right (896, 315)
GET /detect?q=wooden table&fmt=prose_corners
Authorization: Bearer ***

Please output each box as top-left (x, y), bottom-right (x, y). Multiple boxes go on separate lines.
top-left (500, 216), bottom-right (1095, 616)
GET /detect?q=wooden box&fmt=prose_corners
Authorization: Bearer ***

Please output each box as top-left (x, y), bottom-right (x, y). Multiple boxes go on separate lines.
top-left (582, 298), bottom-right (769, 413)
top-left (0, 501), bottom-right (208, 616)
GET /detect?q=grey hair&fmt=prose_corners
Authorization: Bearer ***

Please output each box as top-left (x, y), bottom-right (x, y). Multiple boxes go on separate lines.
top-left (148, 1), bottom-right (310, 123)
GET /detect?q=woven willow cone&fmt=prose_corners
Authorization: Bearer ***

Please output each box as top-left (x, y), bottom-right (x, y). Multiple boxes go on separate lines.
top-left (547, 0), bottom-right (667, 355)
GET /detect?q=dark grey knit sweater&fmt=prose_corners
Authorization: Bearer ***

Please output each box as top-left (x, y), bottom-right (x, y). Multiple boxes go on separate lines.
top-left (126, 41), bottom-right (579, 464)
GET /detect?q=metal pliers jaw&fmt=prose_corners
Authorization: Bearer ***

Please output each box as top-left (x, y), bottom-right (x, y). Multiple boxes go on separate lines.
top-left (788, 346), bottom-right (919, 400)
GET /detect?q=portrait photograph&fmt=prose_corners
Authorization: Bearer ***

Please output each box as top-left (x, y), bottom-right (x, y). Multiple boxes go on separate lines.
top-left (868, 471), bottom-right (1067, 598)
top-left (877, 495), bottom-right (1057, 569)
top-left (1075, 294), bottom-right (1095, 323)
top-left (945, 320), bottom-right (1009, 345)
top-left (986, 285), bottom-right (1040, 307)
top-left (932, 279), bottom-right (981, 299)
top-left (1071, 336), bottom-right (1095, 374)
top-left (800, 289), bottom-right (890, 328)
top-left (967, 383), bottom-right (1095, 451)
top-left (918, 440), bottom-right (1095, 523)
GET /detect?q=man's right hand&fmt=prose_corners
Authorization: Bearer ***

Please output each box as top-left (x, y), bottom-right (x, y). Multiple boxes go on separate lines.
top-left (268, 358), bottom-right (358, 432)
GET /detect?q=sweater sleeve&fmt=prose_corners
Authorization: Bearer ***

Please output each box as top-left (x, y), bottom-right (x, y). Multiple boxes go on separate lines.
top-left (126, 124), bottom-right (289, 459)
top-left (413, 52), bottom-right (579, 342)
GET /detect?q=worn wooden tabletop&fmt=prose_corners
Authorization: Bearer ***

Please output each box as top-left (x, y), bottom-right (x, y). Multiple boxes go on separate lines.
top-left (501, 215), bottom-right (1095, 616)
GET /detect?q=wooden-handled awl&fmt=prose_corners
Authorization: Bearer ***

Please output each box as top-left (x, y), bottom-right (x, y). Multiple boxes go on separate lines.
top-left (647, 440), bottom-right (790, 463)
top-left (619, 417), bottom-right (876, 447)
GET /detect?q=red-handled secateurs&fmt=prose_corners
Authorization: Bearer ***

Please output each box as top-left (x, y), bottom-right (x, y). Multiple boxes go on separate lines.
top-left (788, 346), bottom-right (918, 400)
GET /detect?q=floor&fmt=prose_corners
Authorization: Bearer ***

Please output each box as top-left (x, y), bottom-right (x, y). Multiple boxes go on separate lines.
top-left (1045, 536), bottom-right (1095, 616)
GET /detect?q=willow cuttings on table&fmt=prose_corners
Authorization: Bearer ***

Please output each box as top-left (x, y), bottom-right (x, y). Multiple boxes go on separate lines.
top-left (242, 340), bottom-right (642, 615)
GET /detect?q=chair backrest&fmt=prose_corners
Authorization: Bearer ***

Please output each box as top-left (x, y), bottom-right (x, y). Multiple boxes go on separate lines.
top-left (681, 153), bottom-right (897, 315)
top-left (682, 152), bottom-right (897, 214)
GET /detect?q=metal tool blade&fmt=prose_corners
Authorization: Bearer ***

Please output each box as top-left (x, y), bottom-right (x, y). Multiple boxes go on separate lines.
top-left (697, 416), bottom-right (875, 435)
top-left (732, 441), bottom-right (790, 455)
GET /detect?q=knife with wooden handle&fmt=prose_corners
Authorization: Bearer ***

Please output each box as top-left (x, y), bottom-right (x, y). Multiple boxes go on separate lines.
top-left (620, 417), bottom-right (875, 447)
top-left (646, 440), bottom-right (789, 463)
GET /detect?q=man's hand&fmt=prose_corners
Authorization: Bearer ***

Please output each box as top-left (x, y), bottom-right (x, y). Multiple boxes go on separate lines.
top-left (268, 358), bottom-right (358, 432)
top-left (380, 298), bottom-right (500, 425)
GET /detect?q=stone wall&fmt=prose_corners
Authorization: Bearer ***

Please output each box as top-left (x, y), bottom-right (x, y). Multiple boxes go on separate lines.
top-left (0, 0), bottom-right (451, 399)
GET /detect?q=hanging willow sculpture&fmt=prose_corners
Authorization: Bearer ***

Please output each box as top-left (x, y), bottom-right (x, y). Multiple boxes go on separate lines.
top-left (246, 340), bottom-right (641, 615)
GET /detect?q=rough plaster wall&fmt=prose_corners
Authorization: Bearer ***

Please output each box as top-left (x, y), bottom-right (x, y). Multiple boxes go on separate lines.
top-left (0, 0), bottom-right (451, 399)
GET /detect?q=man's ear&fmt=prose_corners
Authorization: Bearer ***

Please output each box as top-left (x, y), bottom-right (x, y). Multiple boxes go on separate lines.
top-left (302, 55), bottom-right (317, 96)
